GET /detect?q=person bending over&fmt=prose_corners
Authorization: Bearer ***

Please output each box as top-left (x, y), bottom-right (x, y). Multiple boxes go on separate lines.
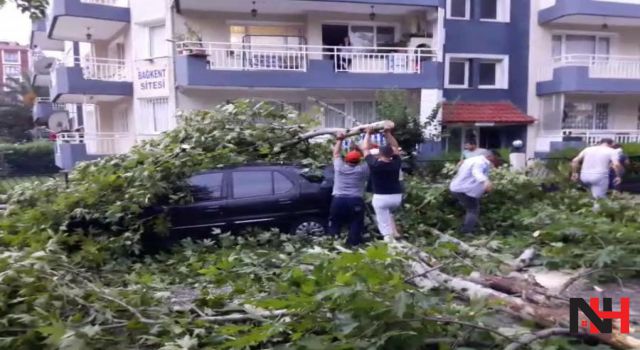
top-left (329, 131), bottom-right (369, 246)
top-left (571, 138), bottom-right (622, 200)
top-left (449, 150), bottom-right (498, 234)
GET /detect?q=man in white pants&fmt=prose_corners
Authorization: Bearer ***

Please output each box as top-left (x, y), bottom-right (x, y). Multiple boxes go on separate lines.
top-left (571, 138), bottom-right (623, 200)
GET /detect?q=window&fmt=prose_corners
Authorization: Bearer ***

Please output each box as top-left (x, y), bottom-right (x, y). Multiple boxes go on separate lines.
top-left (139, 98), bottom-right (169, 133)
top-left (274, 172), bottom-right (294, 194)
top-left (189, 173), bottom-right (224, 201)
top-left (447, 59), bottom-right (469, 87)
top-left (233, 171), bottom-right (273, 199)
top-left (3, 65), bottom-right (21, 83)
top-left (2, 51), bottom-right (19, 64)
top-left (447, 0), bottom-right (470, 19)
top-left (552, 34), bottom-right (610, 60)
top-left (562, 102), bottom-right (609, 130)
top-left (324, 103), bottom-right (346, 128)
top-left (353, 101), bottom-right (378, 125)
top-left (376, 27), bottom-right (396, 47)
top-left (479, 0), bottom-right (510, 22)
top-left (446, 54), bottom-right (508, 89)
top-left (479, 62), bottom-right (496, 86)
top-left (147, 24), bottom-right (166, 58)
top-left (350, 26), bottom-right (375, 47)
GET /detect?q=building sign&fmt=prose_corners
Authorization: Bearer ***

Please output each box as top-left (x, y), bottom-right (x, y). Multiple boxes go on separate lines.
top-left (134, 59), bottom-right (169, 98)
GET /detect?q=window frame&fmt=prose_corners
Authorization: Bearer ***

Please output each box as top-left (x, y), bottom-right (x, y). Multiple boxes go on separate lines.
top-left (551, 32), bottom-right (613, 60)
top-left (189, 172), bottom-right (226, 201)
top-left (479, 0), bottom-right (511, 23)
top-left (447, 0), bottom-right (470, 20)
top-left (2, 51), bottom-right (20, 65)
top-left (445, 58), bottom-right (470, 88)
top-left (139, 97), bottom-right (170, 133)
top-left (3, 65), bottom-right (22, 84)
top-left (446, 54), bottom-right (509, 89)
top-left (352, 100), bottom-right (378, 125)
top-left (231, 170), bottom-right (275, 199)
top-left (142, 22), bottom-right (166, 59)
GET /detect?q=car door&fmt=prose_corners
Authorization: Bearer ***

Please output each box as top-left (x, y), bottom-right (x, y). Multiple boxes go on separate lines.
top-left (169, 171), bottom-right (228, 236)
top-left (225, 170), bottom-right (298, 228)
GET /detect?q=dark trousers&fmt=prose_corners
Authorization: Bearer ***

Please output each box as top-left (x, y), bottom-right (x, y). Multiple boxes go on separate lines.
top-left (452, 192), bottom-right (480, 234)
top-left (329, 196), bottom-right (365, 246)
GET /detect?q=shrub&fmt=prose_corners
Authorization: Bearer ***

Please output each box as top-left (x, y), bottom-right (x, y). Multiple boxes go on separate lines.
top-left (0, 141), bottom-right (57, 176)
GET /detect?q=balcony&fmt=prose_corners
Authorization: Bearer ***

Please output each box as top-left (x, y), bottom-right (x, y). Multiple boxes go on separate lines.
top-left (537, 55), bottom-right (640, 95)
top-left (31, 51), bottom-right (58, 87)
top-left (47, 0), bottom-right (130, 42)
top-left (50, 56), bottom-right (133, 103)
top-left (177, 0), bottom-right (441, 13)
top-left (30, 19), bottom-right (64, 51)
top-left (175, 41), bottom-right (442, 90)
top-left (33, 98), bottom-right (67, 124)
top-left (539, 0), bottom-right (640, 26)
top-left (55, 132), bottom-right (158, 170)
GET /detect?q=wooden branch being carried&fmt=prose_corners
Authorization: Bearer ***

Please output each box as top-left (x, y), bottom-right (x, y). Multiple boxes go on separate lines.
top-left (279, 120), bottom-right (394, 149)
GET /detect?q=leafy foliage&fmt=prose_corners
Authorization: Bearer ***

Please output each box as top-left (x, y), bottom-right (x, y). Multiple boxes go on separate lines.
top-left (0, 141), bottom-right (57, 175)
top-left (1, 99), bottom-right (638, 349)
top-left (0, 0), bottom-right (48, 19)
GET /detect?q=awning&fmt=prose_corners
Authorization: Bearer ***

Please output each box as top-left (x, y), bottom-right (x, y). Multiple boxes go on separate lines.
top-left (442, 102), bottom-right (536, 125)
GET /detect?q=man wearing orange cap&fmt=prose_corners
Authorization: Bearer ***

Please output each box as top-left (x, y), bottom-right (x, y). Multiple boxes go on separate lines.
top-left (329, 131), bottom-right (370, 246)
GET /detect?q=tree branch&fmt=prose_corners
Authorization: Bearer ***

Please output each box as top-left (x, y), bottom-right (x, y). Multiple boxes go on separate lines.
top-left (504, 328), bottom-right (591, 350)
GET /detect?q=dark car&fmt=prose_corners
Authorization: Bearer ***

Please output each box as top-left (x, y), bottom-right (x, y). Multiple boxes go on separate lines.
top-left (166, 164), bottom-right (333, 238)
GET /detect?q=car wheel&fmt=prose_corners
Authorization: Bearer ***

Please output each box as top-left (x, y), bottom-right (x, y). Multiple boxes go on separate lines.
top-left (291, 218), bottom-right (326, 237)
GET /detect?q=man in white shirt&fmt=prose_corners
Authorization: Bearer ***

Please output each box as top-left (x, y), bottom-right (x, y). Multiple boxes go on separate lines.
top-left (571, 138), bottom-right (623, 199)
top-left (449, 150), bottom-right (498, 234)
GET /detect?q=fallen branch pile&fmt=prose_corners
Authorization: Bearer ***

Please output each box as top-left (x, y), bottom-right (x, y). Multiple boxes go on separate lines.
top-left (394, 240), bottom-right (640, 349)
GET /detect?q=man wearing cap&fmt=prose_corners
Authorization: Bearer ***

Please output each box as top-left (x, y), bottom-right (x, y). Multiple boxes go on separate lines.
top-left (449, 149), bottom-right (498, 234)
top-left (329, 131), bottom-right (370, 246)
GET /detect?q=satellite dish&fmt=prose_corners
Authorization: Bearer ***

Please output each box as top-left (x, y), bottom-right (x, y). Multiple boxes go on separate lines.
top-left (33, 56), bottom-right (57, 75)
top-left (48, 112), bottom-right (70, 132)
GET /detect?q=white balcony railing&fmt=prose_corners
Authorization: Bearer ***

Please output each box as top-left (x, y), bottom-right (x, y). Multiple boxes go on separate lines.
top-left (57, 132), bottom-right (159, 156)
top-left (56, 55), bottom-right (131, 82)
top-left (176, 41), bottom-right (437, 74)
top-left (561, 129), bottom-right (640, 145)
top-left (80, 0), bottom-right (129, 7)
top-left (539, 54), bottom-right (640, 80)
top-left (35, 97), bottom-right (66, 110)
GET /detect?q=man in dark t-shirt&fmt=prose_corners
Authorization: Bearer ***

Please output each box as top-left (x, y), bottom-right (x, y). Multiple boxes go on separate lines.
top-left (362, 125), bottom-right (403, 242)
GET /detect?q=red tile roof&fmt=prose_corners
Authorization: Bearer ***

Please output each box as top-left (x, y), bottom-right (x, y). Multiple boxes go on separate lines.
top-left (442, 102), bottom-right (536, 125)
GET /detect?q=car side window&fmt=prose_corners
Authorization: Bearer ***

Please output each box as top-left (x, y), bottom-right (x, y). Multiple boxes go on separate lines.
top-left (188, 173), bottom-right (224, 201)
top-left (232, 171), bottom-right (273, 199)
top-left (274, 172), bottom-right (294, 194)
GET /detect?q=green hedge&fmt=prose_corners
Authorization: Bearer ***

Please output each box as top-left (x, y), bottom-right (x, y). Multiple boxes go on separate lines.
top-left (0, 142), bottom-right (58, 176)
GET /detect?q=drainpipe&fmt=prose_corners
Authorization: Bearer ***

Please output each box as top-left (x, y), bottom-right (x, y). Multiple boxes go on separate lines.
top-left (169, 0), bottom-right (179, 126)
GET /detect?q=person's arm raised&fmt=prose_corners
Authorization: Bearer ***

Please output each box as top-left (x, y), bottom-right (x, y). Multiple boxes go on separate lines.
top-left (383, 124), bottom-right (401, 156)
top-left (333, 131), bottom-right (346, 159)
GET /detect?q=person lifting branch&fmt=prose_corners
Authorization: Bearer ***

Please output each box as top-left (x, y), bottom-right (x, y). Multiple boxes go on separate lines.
top-left (362, 123), bottom-right (403, 243)
top-left (328, 131), bottom-right (370, 246)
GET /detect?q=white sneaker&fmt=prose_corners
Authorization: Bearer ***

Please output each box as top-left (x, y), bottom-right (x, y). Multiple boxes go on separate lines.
top-left (383, 236), bottom-right (396, 243)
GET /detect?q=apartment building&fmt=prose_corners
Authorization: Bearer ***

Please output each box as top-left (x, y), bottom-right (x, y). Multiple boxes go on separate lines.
top-left (31, 0), bottom-right (542, 169)
top-left (528, 0), bottom-right (640, 155)
top-left (0, 41), bottom-right (29, 88)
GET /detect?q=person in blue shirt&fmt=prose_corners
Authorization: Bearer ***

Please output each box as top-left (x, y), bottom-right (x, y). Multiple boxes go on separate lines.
top-left (449, 149), bottom-right (499, 234)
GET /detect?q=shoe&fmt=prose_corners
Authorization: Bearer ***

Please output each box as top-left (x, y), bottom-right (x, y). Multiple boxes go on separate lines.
top-left (383, 236), bottom-right (395, 243)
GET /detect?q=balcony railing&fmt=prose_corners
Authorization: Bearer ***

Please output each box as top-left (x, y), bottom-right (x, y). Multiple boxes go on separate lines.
top-left (80, 0), bottom-right (129, 7)
top-left (176, 41), bottom-right (437, 74)
top-left (57, 132), bottom-right (159, 155)
top-left (540, 54), bottom-right (640, 80)
top-left (561, 129), bottom-right (640, 145)
top-left (35, 97), bottom-right (67, 110)
top-left (57, 55), bottom-right (131, 82)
